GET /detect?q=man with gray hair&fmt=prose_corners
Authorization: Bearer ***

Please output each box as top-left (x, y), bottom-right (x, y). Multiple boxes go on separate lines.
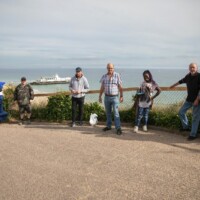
top-left (169, 63), bottom-right (200, 140)
top-left (69, 67), bottom-right (89, 127)
top-left (99, 63), bottom-right (123, 135)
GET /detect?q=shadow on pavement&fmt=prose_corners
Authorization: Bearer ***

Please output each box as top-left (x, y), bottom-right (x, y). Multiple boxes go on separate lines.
top-left (22, 122), bottom-right (200, 153)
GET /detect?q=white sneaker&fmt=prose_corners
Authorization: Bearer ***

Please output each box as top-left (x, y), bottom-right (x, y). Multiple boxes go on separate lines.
top-left (133, 126), bottom-right (138, 133)
top-left (143, 125), bottom-right (148, 132)
top-left (71, 122), bottom-right (76, 127)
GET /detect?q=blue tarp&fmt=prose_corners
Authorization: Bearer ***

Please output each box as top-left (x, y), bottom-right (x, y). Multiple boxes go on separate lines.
top-left (0, 95), bottom-right (8, 122)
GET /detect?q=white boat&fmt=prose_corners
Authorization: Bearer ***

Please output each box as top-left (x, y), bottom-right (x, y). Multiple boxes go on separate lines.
top-left (30, 74), bottom-right (71, 85)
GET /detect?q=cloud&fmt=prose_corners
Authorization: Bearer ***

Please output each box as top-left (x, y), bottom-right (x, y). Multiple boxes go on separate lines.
top-left (0, 0), bottom-right (200, 68)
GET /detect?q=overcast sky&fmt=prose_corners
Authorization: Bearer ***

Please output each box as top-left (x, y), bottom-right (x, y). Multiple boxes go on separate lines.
top-left (0, 0), bottom-right (200, 68)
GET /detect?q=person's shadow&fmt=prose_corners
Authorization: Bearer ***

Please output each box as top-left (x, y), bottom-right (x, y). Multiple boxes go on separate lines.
top-left (24, 122), bottom-right (200, 153)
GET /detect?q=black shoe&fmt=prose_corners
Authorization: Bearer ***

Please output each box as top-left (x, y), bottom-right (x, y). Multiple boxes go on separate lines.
top-left (26, 119), bottom-right (31, 125)
top-left (179, 127), bottom-right (191, 132)
top-left (116, 128), bottom-right (122, 135)
top-left (187, 136), bottom-right (197, 141)
top-left (102, 127), bottom-right (111, 131)
top-left (77, 121), bottom-right (83, 126)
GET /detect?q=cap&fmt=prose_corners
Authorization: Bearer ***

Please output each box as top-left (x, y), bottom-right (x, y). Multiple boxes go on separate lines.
top-left (0, 82), bottom-right (5, 89)
top-left (21, 77), bottom-right (26, 81)
top-left (75, 67), bottom-right (82, 72)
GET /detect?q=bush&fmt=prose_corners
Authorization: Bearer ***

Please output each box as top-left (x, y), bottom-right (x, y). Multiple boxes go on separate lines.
top-left (119, 109), bottom-right (135, 123)
top-left (2, 83), bottom-right (17, 120)
top-left (148, 110), bottom-right (181, 129)
top-left (83, 102), bottom-right (106, 121)
top-left (2, 87), bottom-right (193, 131)
top-left (147, 106), bottom-right (192, 129)
top-left (31, 107), bottom-right (48, 121)
top-left (3, 83), bottom-right (15, 111)
top-left (45, 94), bottom-right (72, 122)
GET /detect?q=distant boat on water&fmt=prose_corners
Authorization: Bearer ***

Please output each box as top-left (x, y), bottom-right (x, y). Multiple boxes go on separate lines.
top-left (30, 74), bottom-right (71, 85)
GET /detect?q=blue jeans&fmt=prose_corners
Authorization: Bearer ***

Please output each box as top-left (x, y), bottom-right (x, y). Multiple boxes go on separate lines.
top-left (178, 101), bottom-right (193, 129)
top-left (135, 107), bottom-right (150, 126)
top-left (104, 95), bottom-right (121, 129)
top-left (190, 104), bottom-right (200, 137)
top-left (179, 101), bottom-right (200, 137)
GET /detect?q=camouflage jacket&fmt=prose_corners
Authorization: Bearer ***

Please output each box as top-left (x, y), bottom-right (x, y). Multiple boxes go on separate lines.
top-left (14, 84), bottom-right (34, 105)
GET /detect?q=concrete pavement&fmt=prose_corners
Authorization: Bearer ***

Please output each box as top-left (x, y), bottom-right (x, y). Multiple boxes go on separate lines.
top-left (0, 123), bottom-right (200, 200)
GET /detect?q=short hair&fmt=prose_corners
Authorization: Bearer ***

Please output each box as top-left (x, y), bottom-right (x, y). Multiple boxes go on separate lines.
top-left (75, 67), bottom-right (82, 72)
top-left (189, 63), bottom-right (197, 68)
top-left (107, 63), bottom-right (114, 69)
top-left (21, 77), bottom-right (26, 81)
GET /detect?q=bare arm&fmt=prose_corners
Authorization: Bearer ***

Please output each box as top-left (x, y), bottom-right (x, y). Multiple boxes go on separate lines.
top-left (152, 86), bottom-right (161, 100)
top-left (99, 84), bottom-right (104, 103)
top-left (118, 84), bottom-right (123, 103)
top-left (169, 82), bottom-right (180, 89)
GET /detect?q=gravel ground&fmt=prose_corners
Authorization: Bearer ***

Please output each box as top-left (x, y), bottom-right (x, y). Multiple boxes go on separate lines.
top-left (0, 123), bottom-right (200, 200)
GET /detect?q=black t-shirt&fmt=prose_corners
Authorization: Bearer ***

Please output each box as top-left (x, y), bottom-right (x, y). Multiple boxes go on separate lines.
top-left (179, 72), bottom-right (200, 102)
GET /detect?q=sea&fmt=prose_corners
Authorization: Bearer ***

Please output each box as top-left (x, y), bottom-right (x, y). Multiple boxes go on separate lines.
top-left (0, 67), bottom-right (188, 107)
top-left (0, 67), bottom-right (188, 93)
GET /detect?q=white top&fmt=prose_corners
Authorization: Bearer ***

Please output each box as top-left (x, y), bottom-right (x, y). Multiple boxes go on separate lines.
top-left (138, 81), bottom-right (158, 108)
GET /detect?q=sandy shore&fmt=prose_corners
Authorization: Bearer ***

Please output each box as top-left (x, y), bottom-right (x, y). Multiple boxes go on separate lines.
top-left (0, 123), bottom-right (200, 200)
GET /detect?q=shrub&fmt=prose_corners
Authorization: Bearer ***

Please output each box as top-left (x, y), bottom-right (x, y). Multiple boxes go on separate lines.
top-left (31, 107), bottom-right (48, 121)
top-left (83, 102), bottom-right (106, 121)
top-left (45, 94), bottom-right (72, 122)
top-left (2, 83), bottom-right (18, 120)
top-left (2, 87), bottom-right (193, 131)
top-left (2, 83), bottom-right (15, 111)
top-left (147, 106), bottom-right (192, 129)
top-left (119, 109), bottom-right (135, 123)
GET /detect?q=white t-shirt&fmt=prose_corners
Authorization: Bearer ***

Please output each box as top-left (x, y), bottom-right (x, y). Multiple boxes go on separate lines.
top-left (138, 81), bottom-right (158, 108)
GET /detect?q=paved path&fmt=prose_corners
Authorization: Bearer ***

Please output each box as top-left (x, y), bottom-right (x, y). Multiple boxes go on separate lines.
top-left (0, 123), bottom-right (200, 200)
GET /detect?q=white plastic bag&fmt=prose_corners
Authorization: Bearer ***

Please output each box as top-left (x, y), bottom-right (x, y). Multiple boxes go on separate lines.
top-left (89, 113), bottom-right (98, 126)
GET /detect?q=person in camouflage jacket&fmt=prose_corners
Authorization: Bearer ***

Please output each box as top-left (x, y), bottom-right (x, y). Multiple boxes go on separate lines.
top-left (14, 77), bottom-right (34, 124)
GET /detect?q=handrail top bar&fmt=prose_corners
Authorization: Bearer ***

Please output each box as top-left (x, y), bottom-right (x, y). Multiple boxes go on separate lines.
top-left (34, 87), bottom-right (187, 97)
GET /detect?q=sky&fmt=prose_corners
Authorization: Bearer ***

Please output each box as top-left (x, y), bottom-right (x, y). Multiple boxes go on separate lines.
top-left (0, 0), bottom-right (200, 69)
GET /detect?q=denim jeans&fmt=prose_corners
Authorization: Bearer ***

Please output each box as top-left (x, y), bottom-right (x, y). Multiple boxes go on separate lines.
top-left (135, 107), bottom-right (150, 126)
top-left (179, 101), bottom-right (200, 137)
top-left (190, 104), bottom-right (200, 137)
top-left (104, 95), bottom-right (121, 129)
top-left (178, 101), bottom-right (193, 129)
top-left (72, 96), bottom-right (85, 123)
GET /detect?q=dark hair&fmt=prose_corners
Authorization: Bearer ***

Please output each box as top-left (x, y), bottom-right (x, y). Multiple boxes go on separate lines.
top-left (76, 67), bottom-right (82, 72)
top-left (143, 70), bottom-right (156, 84)
top-left (21, 77), bottom-right (26, 81)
